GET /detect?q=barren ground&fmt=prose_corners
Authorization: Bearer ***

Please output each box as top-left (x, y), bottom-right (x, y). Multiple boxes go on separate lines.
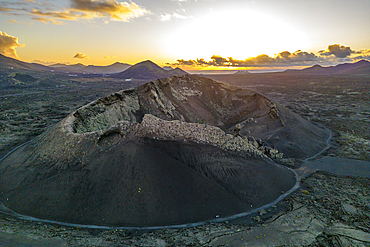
top-left (0, 74), bottom-right (369, 246)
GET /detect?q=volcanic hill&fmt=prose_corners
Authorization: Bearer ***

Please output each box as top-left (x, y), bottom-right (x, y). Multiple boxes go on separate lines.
top-left (285, 59), bottom-right (370, 75)
top-left (49, 62), bottom-right (131, 74)
top-left (112, 60), bottom-right (187, 81)
top-left (0, 54), bottom-right (50, 72)
top-left (0, 74), bottom-right (328, 227)
top-left (0, 54), bottom-right (131, 75)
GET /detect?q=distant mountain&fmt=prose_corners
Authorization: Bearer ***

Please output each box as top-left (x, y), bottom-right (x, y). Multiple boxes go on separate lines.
top-left (112, 60), bottom-right (188, 80)
top-left (0, 54), bottom-right (51, 72)
top-left (0, 54), bottom-right (132, 75)
top-left (0, 55), bottom-right (187, 78)
top-left (234, 70), bottom-right (250, 75)
top-left (49, 62), bottom-right (131, 74)
top-left (285, 60), bottom-right (370, 75)
top-left (162, 66), bottom-right (174, 71)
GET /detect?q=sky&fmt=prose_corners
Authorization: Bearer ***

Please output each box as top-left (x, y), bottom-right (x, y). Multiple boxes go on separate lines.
top-left (0, 0), bottom-right (369, 71)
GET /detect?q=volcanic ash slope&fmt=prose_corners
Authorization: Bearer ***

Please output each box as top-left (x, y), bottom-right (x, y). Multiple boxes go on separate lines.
top-left (0, 75), bottom-right (328, 227)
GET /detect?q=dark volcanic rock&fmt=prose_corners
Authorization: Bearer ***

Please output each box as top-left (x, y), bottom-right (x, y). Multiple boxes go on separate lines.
top-left (0, 74), bottom-right (327, 227)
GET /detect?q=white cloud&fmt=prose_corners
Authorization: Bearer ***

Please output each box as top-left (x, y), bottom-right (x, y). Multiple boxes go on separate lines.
top-left (160, 12), bottom-right (188, 21)
top-left (8, 19), bottom-right (24, 24)
top-left (69, 0), bottom-right (151, 21)
top-left (1, 0), bottom-right (151, 25)
top-left (0, 31), bottom-right (25, 58)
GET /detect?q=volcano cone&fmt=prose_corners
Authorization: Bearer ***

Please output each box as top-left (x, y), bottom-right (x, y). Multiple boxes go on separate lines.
top-left (0, 75), bottom-right (328, 227)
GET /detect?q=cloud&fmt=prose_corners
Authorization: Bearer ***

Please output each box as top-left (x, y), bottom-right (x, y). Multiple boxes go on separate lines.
top-left (160, 12), bottom-right (188, 21)
top-left (32, 17), bottom-right (64, 24)
top-left (0, 31), bottom-right (25, 58)
top-left (210, 55), bottom-right (230, 65)
top-left (33, 59), bottom-right (60, 65)
top-left (320, 44), bottom-right (354, 58)
top-left (74, 52), bottom-right (89, 59)
top-left (8, 19), bottom-right (24, 23)
top-left (2, 0), bottom-right (150, 24)
top-left (171, 44), bottom-right (369, 68)
top-left (174, 53), bottom-right (315, 67)
top-left (160, 13), bottom-right (173, 21)
top-left (0, 7), bottom-right (13, 12)
top-left (352, 49), bottom-right (370, 60)
top-left (104, 55), bottom-right (116, 59)
top-left (176, 59), bottom-right (196, 66)
top-left (31, 9), bottom-right (95, 21)
top-left (276, 50), bottom-right (318, 62)
top-left (70, 0), bottom-right (150, 21)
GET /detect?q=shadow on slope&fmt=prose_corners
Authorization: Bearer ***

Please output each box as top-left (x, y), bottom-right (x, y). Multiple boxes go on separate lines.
top-left (0, 133), bottom-right (295, 226)
top-left (0, 74), bottom-right (326, 227)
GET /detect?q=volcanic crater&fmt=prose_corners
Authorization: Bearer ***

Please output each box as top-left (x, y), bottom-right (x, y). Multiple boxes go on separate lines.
top-left (0, 74), bottom-right (328, 227)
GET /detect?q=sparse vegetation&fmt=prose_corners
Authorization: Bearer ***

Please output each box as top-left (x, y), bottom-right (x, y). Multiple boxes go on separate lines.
top-left (0, 70), bottom-right (370, 246)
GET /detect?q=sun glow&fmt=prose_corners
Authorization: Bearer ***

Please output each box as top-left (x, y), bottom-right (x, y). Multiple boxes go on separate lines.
top-left (164, 9), bottom-right (308, 60)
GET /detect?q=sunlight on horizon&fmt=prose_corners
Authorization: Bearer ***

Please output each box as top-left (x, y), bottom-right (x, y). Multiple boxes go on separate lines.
top-left (164, 9), bottom-right (309, 60)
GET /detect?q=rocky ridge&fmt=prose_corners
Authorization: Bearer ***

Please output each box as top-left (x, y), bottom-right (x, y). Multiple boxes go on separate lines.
top-left (70, 75), bottom-right (327, 158)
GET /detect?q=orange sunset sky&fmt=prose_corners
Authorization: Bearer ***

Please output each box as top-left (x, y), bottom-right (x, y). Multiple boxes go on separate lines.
top-left (0, 0), bottom-right (369, 71)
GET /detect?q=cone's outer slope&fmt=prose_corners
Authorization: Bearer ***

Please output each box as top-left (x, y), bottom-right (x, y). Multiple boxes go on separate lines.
top-left (0, 130), bottom-right (294, 226)
top-left (0, 74), bottom-right (326, 226)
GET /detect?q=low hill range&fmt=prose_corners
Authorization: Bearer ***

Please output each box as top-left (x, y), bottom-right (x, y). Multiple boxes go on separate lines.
top-left (0, 53), bottom-right (131, 74)
top-left (49, 62), bottom-right (131, 75)
top-left (234, 70), bottom-right (251, 74)
top-left (0, 54), bottom-right (51, 72)
top-left (1, 53), bottom-right (369, 76)
top-left (284, 59), bottom-right (370, 75)
top-left (0, 54), bottom-right (187, 81)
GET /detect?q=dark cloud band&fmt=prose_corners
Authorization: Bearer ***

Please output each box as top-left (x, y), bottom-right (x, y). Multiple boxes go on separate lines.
top-left (172, 45), bottom-right (369, 67)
